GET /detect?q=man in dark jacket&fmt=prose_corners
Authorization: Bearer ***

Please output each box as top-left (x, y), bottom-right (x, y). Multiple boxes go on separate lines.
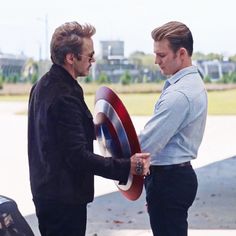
top-left (28, 21), bottom-right (150, 236)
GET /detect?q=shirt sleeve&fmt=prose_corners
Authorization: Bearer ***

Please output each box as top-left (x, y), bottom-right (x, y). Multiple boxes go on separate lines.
top-left (139, 91), bottom-right (190, 155)
top-left (50, 95), bottom-right (130, 183)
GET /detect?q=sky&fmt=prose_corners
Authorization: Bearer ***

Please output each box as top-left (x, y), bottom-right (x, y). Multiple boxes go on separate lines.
top-left (0, 0), bottom-right (235, 60)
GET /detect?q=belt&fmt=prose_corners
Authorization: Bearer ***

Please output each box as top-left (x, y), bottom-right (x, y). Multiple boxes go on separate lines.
top-left (150, 161), bottom-right (191, 172)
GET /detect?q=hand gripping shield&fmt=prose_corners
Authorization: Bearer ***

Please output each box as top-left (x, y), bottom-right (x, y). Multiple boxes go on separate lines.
top-left (94, 86), bottom-right (143, 200)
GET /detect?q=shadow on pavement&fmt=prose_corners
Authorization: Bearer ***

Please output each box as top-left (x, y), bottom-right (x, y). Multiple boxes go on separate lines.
top-left (24, 156), bottom-right (236, 236)
top-left (189, 155), bottom-right (236, 229)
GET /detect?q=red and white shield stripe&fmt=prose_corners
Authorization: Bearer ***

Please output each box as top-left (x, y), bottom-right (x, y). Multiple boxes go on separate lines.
top-left (94, 86), bottom-right (143, 201)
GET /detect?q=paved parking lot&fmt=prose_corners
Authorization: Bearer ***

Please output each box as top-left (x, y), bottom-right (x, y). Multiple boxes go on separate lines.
top-left (0, 102), bottom-right (236, 235)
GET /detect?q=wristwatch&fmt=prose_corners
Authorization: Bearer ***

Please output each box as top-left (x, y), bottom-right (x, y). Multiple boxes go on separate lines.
top-left (135, 159), bottom-right (143, 175)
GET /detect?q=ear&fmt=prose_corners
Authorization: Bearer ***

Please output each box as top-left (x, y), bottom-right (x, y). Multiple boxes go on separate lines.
top-left (178, 47), bottom-right (188, 61)
top-left (65, 53), bottom-right (74, 65)
top-left (179, 47), bottom-right (187, 57)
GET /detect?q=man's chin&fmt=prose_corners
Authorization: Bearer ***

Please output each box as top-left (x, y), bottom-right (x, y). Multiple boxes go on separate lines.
top-left (160, 70), bottom-right (167, 76)
top-left (78, 71), bottom-right (89, 77)
top-left (161, 70), bottom-right (171, 77)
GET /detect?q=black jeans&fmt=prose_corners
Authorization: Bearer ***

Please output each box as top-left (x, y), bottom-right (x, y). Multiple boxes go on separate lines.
top-left (33, 199), bottom-right (87, 236)
top-left (145, 165), bottom-right (198, 236)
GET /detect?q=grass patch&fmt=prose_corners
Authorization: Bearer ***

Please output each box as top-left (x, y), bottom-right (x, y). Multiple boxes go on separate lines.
top-left (1, 87), bottom-right (236, 116)
top-left (0, 95), bottom-right (29, 101)
top-left (86, 89), bottom-right (236, 116)
top-left (207, 89), bottom-right (236, 115)
top-left (80, 82), bottom-right (164, 94)
top-left (85, 93), bottom-right (159, 116)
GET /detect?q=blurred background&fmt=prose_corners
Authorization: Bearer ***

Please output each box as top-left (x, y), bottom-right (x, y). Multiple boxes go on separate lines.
top-left (0, 0), bottom-right (236, 235)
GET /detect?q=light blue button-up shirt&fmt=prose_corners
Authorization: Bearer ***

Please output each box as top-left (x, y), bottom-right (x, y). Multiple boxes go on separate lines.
top-left (139, 66), bottom-right (208, 165)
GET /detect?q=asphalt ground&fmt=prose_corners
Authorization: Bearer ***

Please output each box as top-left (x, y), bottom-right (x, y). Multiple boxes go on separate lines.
top-left (0, 102), bottom-right (235, 235)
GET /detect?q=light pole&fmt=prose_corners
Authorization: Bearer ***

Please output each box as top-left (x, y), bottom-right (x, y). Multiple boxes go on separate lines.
top-left (37, 14), bottom-right (49, 60)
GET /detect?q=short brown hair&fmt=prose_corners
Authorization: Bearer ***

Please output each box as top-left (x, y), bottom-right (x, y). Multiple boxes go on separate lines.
top-left (151, 21), bottom-right (193, 56)
top-left (50, 21), bottom-right (96, 65)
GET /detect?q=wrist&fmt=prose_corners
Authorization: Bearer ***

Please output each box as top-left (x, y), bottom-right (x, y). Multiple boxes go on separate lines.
top-left (135, 159), bottom-right (143, 175)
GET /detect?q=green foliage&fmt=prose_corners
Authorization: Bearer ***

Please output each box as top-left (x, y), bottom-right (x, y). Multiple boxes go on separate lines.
top-left (31, 73), bottom-right (38, 84)
top-left (84, 75), bottom-right (93, 83)
top-left (142, 75), bottom-right (148, 83)
top-left (206, 53), bottom-right (223, 61)
top-left (203, 75), bottom-right (212, 83)
top-left (97, 72), bottom-right (110, 84)
top-left (229, 72), bottom-right (236, 83)
top-left (218, 72), bottom-right (236, 84)
top-left (219, 74), bottom-right (231, 84)
top-left (120, 71), bottom-right (132, 85)
top-left (229, 55), bottom-right (236, 62)
top-left (8, 74), bottom-right (19, 83)
top-left (0, 74), bottom-right (3, 89)
top-left (3, 74), bottom-right (20, 83)
top-left (193, 51), bottom-right (224, 61)
top-left (129, 51), bottom-right (156, 70)
top-left (192, 52), bottom-right (206, 61)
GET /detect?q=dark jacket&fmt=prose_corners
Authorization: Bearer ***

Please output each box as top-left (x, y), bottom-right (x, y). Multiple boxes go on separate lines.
top-left (28, 64), bottom-right (130, 204)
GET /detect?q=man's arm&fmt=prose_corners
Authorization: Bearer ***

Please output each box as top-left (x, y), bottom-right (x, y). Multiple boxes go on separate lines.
top-left (139, 91), bottom-right (190, 154)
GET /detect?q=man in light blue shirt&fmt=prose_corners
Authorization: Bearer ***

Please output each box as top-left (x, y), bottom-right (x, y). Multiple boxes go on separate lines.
top-left (139, 21), bottom-right (208, 236)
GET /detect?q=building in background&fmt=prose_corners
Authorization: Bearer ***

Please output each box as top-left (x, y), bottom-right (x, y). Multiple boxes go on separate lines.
top-left (196, 60), bottom-right (236, 81)
top-left (0, 52), bottom-right (27, 77)
top-left (99, 40), bottom-right (124, 61)
top-left (95, 40), bottom-right (156, 83)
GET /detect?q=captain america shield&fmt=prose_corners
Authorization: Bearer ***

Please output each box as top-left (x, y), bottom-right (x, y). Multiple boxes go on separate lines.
top-left (94, 86), bottom-right (143, 201)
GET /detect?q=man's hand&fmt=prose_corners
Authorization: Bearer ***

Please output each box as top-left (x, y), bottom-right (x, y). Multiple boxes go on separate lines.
top-left (130, 153), bottom-right (150, 176)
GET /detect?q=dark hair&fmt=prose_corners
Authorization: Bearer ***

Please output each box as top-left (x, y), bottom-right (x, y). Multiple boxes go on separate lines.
top-left (151, 21), bottom-right (193, 56)
top-left (50, 21), bottom-right (96, 65)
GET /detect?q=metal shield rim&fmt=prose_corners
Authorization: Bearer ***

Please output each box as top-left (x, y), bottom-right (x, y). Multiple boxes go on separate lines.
top-left (94, 86), bottom-right (143, 200)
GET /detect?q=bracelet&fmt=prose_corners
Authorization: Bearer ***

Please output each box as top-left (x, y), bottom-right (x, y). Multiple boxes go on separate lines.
top-left (135, 159), bottom-right (143, 175)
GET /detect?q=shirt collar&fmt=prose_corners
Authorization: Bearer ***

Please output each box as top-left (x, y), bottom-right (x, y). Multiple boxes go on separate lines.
top-left (167, 65), bottom-right (199, 85)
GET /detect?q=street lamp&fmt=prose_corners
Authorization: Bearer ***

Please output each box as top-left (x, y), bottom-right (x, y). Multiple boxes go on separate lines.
top-left (36, 14), bottom-right (49, 60)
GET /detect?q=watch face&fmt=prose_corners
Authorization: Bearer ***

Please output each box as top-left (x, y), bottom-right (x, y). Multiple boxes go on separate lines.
top-left (94, 86), bottom-right (143, 201)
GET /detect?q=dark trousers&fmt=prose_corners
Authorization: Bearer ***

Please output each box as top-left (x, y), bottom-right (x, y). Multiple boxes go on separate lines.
top-left (145, 165), bottom-right (198, 236)
top-left (33, 199), bottom-right (87, 236)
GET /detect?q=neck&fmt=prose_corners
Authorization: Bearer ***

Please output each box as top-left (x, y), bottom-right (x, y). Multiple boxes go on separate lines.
top-left (180, 57), bottom-right (192, 70)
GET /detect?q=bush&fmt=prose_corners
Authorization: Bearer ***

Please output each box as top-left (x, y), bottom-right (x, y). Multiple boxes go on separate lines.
top-left (31, 73), bottom-right (38, 84)
top-left (219, 74), bottom-right (231, 84)
top-left (203, 75), bottom-right (212, 83)
top-left (0, 75), bottom-right (3, 89)
top-left (97, 72), bottom-right (110, 84)
top-left (120, 71), bottom-right (132, 85)
top-left (230, 72), bottom-right (236, 83)
top-left (84, 75), bottom-right (93, 83)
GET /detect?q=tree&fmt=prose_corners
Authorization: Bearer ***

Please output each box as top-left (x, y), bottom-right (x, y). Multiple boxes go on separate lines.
top-left (193, 52), bottom-right (224, 61)
top-left (229, 54), bottom-right (236, 62)
top-left (129, 51), bottom-right (156, 70)
top-left (23, 58), bottom-right (39, 83)
top-left (192, 51), bottom-right (206, 61)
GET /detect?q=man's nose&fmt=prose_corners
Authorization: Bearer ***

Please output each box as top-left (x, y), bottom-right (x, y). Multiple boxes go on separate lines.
top-left (155, 56), bottom-right (160, 65)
